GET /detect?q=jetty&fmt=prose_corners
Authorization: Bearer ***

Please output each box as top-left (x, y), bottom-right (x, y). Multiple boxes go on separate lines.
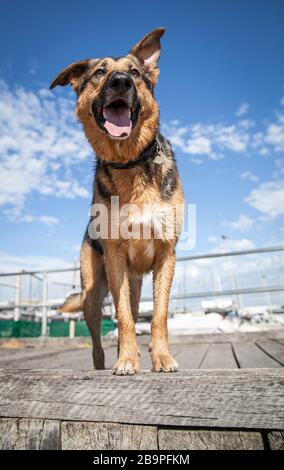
top-left (0, 329), bottom-right (283, 450)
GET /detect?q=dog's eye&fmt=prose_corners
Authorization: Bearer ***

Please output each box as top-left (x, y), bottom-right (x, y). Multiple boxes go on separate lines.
top-left (94, 68), bottom-right (105, 77)
top-left (130, 68), bottom-right (140, 78)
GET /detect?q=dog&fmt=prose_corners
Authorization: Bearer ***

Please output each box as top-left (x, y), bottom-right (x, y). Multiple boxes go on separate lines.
top-left (50, 28), bottom-right (184, 375)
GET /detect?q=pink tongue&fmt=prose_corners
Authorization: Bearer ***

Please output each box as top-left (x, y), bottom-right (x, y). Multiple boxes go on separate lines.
top-left (104, 107), bottom-right (132, 137)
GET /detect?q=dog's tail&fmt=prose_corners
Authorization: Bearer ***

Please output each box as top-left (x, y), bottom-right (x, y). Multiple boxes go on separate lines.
top-left (58, 292), bottom-right (83, 313)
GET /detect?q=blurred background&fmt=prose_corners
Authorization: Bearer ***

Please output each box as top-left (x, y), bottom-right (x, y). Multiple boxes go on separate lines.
top-left (0, 0), bottom-right (284, 338)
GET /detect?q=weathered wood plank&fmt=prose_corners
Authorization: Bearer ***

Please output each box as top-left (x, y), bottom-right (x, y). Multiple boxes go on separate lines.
top-left (1, 329), bottom-right (283, 349)
top-left (0, 369), bottom-right (283, 429)
top-left (0, 349), bottom-right (93, 370)
top-left (0, 348), bottom-right (70, 367)
top-left (61, 421), bottom-right (157, 450)
top-left (0, 418), bottom-right (60, 450)
top-left (232, 342), bottom-right (282, 368)
top-left (158, 429), bottom-right (264, 450)
top-left (174, 344), bottom-right (208, 369)
top-left (168, 329), bottom-right (284, 345)
top-left (256, 340), bottom-right (284, 366)
top-left (199, 343), bottom-right (238, 369)
top-left (105, 345), bottom-right (119, 370)
top-left (266, 330), bottom-right (284, 342)
top-left (0, 344), bottom-right (193, 372)
top-left (267, 431), bottom-right (284, 450)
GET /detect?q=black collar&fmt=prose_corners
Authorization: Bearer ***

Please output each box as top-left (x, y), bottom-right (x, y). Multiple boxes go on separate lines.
top-left (99, 136), bottom-right (161, 170)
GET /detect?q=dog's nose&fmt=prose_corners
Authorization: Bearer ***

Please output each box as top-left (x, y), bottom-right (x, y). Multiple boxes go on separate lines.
top-left (108, 72), bottom-right (133, 93)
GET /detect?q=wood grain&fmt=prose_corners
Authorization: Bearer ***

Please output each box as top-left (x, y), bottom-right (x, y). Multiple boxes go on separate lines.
top-left (232, 342), bottom-right (282, 368)
top-left (256, 339), bottom-right (284, 366)
top-left (174, 344), bottom-right (208, 369)
top-left (158, 429), bottom-right (264, 450)
top-left (267, 431), bottom-right (284, 450)
top-left (1, 329), bottom-right (283, 349)
top-left (0, 368), bottom-right (283, 429)
top-left (61, 421), bottom-right (157, 450)
top-left (0, 418), bottom-right (60, 450)
top-left (199, 343), bottom-right (238, 369)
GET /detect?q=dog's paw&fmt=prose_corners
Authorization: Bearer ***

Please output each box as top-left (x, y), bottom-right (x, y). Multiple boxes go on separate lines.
top-left (151, 353), bottom-right (179, 373)
top-left (112, 356), bottom-right (140, 375)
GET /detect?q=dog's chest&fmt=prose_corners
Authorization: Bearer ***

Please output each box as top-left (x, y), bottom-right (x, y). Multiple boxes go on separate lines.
top-left (123, 200), bottom-right (175, 273)
top-left (124, 201), bottom-right (174, 236)
top-left (128, 239), bottom-right (155, 272)
top-left (113, 172), bottom-right (161, 225)
top-left (109, 170), bottom-right (178, 272)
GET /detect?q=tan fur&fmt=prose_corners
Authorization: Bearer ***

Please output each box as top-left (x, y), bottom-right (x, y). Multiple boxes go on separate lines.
top-left (59, 293), bottom-right (82, 313)
top-left (53, 28), bottom-right (184, 374)
top-left (80, 239), bottom-right (108, 369)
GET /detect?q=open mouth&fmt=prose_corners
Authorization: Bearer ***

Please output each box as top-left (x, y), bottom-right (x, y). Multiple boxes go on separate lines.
top-left (95, 99), bottom-right (135, 138)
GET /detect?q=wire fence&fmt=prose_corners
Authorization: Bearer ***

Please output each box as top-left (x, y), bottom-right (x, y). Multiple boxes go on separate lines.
top-left (0, 245), bottom-right (284, 337)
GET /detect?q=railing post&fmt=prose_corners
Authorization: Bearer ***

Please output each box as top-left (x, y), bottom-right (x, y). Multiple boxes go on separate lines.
top-left (41, 272), bottom-right (48, 337)
top-left (69, 319), bottom-right (75, 338)
top-left (14, 274), bottom-right (21, 322)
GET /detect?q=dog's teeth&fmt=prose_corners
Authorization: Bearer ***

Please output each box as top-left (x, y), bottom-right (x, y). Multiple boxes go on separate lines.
top-left (128, 108), bottom-right (131, 118)
top-left (103, 108), bottom-right (106, 119)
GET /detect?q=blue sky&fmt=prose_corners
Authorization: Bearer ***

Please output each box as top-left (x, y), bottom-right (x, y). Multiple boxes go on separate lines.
top-left (0, 0), bottom-right (284, 272)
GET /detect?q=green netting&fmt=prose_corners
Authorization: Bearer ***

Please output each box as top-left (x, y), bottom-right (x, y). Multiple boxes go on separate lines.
top-left (0, 319), bottom-right (41, 338)
top-left (0, 320), bottom-right (14, 338)
top-left (75, 320), bottom-right (90, 337)
top-left (101, 319), bottom-right (116, 336)
top-left (16, 320), bottom-right (41, 337)
top-left (75, 319), bottom-right (116, 337)
top-left (0, 318), bottom-right (116, 338)
top-left (49, 321), bottom-right (69, 337)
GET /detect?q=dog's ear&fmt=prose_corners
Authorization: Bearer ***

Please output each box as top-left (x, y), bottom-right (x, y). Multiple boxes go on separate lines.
top-left (50, 59), bottom-right (90, 92)
top-left (129, 28), bottom-right (165, 84)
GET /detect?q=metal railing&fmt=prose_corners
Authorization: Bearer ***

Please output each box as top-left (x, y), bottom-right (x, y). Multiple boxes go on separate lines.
top-left (0, 245), bottom-right (284, 336)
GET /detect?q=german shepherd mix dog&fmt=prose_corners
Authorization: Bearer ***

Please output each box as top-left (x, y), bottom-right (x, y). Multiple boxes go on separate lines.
top-left (51, 28), bottom-right (184, 375)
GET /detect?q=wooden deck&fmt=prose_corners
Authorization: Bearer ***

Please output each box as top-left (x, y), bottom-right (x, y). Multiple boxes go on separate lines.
top-left (0, 329), bottom-right (283, 450)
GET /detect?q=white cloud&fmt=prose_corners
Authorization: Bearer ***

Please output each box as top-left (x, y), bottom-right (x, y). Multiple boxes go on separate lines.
top-left (265, 114), bottom-right (284, 152)
top-left (239, 119), bottom-right (255, 129)
top-left (163, 98), bottom-right (284, 164)
top-left (208, 236), bottom-right (219, 244)
top-left (240, 171), bottom-right (259, 182)
top-left (164, 123), bottom-right (188, 149)
top-left (162, 120), bottom-right (250, 162)
top-left (245, 180), bottom-right (284, 219)
top-left (0, 251), bottom-right (71, 273)
top-left (214, 237), bottom-right (255, 252)
top-left (214, 124), bottom-right (249, 152)
top-left (0, 79), bottom-right (91, 216)
top-left (16, 214), bottom-right (59, 226)
top-left (250, 113), bottom-right (284, 154)
top-left (280, 96), bottom-right (284, 106)
top-left (235, 102), bottom-right (250, 117)
top-left (184, 136), bottom-right (212, 155)
top-left (223, 214), bottom-right (254, 232)
top-left (273, 158), bottom-right (284, 179)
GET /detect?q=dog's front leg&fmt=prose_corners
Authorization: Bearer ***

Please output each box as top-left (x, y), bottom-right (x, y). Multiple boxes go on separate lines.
top-left (104, 245), bottom-right (140, 375)
top-left (150, 250), bottom-right (178, 372)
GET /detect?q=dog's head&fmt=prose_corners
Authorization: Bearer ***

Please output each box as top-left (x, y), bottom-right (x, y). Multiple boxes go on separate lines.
top-left (50, 28), bottom-right (165, 161)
